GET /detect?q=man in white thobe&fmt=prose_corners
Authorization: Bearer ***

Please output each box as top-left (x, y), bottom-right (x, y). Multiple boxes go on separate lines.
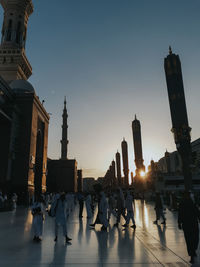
top-left (53, 193), bottom-right (72, 243)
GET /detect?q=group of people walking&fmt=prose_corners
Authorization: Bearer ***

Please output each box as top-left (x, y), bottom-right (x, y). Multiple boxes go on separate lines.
top-left (151, 191), bottom-right (200, 264)
top-left (30, 187), bottom-right (200, 264)
top-left (89, 187), bottom-right (136, 231)
top-left (31, 187), bottom-right (137, 243)
top-left (0, 191), bottom-right (17, 211)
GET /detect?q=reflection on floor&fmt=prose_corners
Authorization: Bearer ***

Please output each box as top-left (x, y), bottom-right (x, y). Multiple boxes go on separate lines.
top-left (0, 200), bottom-right (199, 266)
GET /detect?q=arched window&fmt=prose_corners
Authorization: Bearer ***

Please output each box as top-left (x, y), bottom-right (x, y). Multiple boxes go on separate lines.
top-left (16, 21), bottom-right (21, 44)
top-left (6, 19), bottom-right (12, 41)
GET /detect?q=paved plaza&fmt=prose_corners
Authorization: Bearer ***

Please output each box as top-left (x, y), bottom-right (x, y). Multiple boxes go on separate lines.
top-left (0, 200), bottom-right (199, 267)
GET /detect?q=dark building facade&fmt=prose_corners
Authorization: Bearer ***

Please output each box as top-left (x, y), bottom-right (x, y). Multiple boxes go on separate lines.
top-left (47, 159), bottom-right (77, 193)
top-left (0, 78), bottom-right (49, 200)
top-left (164, 47), bottom-right (192, 190)
top-left (0, 0), bottom-right (49, 202)
top-left (132, 115), bottom-right (145, 176)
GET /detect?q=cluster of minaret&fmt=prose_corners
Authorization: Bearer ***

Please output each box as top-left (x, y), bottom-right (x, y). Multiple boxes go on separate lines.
top-left (104, 115), bottom-right (145, 189)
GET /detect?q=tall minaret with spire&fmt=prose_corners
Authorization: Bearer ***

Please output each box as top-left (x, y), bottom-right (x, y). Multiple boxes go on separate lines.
top-left (121, 138), bottom-right (129, 188)
top-left (0, 0), bottom-right (33, 82)
top-left (61, 97), bottom-right (69, 160)
top-left (164, 46), bottom-right (192, 190)
top-left (132, 115), bottom-right (145, 175)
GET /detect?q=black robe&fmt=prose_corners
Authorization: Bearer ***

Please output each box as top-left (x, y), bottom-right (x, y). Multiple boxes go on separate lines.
top-left (178, 198), bottom-right (200, 256)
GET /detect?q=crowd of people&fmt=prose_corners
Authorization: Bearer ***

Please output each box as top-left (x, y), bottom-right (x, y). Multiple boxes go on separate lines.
top-left (1, 186), bottom-right (200, 264)
top-left (0, 191), bottom-right (17, 211)
top-left (30, 187), bottom-right (137, 244)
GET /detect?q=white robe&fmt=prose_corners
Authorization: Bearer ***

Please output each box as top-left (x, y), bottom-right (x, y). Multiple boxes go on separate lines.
top-left (12, 194), bottom-right (18, 209)
top-left (55, 199), bottom-right (68, 225)
top-left (32, 202), bottom-right (43, 237)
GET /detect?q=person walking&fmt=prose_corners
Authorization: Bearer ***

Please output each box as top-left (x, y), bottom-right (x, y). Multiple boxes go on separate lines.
top-left (108, 192), bottom-right (116, 223)
top-left (77, 191), bottom-right (84, 218)
top-left (90, 184), bottom-right (103, 228)
top-left (123, 190), bottom-right (136, 230)
top-left (31, 196), bottom-right (44, 242)
top-left (114, 188), bottom-right (126, 227)
top-left (12, 193), bottom-right (18, 209)
top-left (153, 192), bottom-right (166, 225)
top-left (178, 191), bottom-right (200, 264)
top-left (53, 193), bottom-right (72, 243)
top-left (85, 193), bottom-right (92, 219)
top-left (99, 191), bottom-right (109, 230)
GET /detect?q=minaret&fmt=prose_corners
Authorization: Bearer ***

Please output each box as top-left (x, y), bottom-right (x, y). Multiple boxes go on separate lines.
top-left (116, 151), bottom-right (122, 186)
top-left (132, 115), bottom-right (145, 176)
top-left (111, 160), bottom-right (116, 188)
top-left (61, 97), bottom-right (69, 160)
top-left (0, 0), bottom-right (33, 82)
top-left (165, 150), bottom-right (171, 173)
top-left (164, 47), bottom-right (192, 190)
top-left (121, 138), bottom-right (129, 188)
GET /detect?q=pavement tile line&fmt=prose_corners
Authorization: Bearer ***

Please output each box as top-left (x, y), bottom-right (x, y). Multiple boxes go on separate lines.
top-left (134, 232), bottom-right (165, 267)
top-left (135, 226), bottom-right (190, 267)
top-left (137, 226), bottom-right (190, 266)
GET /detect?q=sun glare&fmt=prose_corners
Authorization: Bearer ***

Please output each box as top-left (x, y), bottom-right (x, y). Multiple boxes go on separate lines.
top-left (140, 171), bottom-right (146, 178)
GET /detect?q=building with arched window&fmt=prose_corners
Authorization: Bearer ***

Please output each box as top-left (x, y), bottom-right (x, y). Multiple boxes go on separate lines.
top-left (0, 0), bottom-right (49, 203)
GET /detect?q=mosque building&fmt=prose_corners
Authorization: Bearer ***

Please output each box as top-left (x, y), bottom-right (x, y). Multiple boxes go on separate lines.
top-left (0, 0), bottom-right (49, 202)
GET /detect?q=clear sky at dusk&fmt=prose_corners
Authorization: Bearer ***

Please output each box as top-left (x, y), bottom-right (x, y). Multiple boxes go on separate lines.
top-left (1, 0), bottom-right (200, 178)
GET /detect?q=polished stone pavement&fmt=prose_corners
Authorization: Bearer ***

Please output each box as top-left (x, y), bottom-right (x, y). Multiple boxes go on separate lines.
top-left (0, 200), bottom-right (199, 267)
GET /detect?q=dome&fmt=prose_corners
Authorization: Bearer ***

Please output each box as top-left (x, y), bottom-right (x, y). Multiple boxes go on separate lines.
top-left (9, 79), bottom-right (35, 93)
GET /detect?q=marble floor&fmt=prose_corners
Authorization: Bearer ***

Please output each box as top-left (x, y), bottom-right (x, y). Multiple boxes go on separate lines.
top-left (0, 200), bottom-right (199, 267)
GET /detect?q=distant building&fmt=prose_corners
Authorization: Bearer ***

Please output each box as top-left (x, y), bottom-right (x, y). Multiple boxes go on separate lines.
top-left (151, 138), bottom-right (200, 192)
top-left (46, 98), bottom-right (78, 193)
top-left (83, 177), bottom-right (96, 192)
top-left (0, 0), bottom-right (49, 202)
top-left (97, 177), bottom-right (104, 185)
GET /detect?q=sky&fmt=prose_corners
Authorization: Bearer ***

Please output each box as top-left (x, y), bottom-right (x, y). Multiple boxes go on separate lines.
top-left (1, 0), bottom-right (200, 179)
